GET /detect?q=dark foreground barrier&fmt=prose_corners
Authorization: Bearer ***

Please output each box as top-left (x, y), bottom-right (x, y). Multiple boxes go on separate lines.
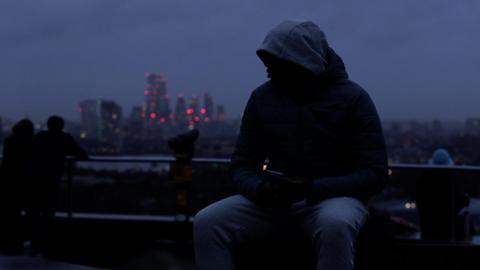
top-left (2, 156), bottom-right (480, 269)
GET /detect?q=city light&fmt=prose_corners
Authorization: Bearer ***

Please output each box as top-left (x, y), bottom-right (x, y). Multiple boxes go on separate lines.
top-left (404, 201), bottom-right (417, 209)
top-left (72, 71), bottom-right (229, 156)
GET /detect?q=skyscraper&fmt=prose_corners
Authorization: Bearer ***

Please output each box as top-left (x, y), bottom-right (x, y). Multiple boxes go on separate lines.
top-left (129, 106), bottom-right (144, 123)
top-left (203, 92), bottom-right (215, 123)
top-left (144, 72), bottom-right (171, 127)
top-left (99, 100), bottom-right (123, 144)
top-left (216, 105), bottom-right (225, 123)
top-left (174, 94), bottom-right (188, 131)
top-left (79, 99), bottom-right (100, 140)
top-left (79, 99), bottom-right (122, 145)
top-left (188, 95), bottom-right (200, 129)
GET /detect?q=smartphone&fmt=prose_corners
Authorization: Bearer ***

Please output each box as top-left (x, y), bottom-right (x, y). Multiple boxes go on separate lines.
top-left (265, 169), bottom-right (285, 177)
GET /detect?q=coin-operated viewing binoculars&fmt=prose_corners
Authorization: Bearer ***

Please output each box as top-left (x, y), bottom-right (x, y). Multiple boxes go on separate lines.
top-left (168, 129), bottom-right (200, 221)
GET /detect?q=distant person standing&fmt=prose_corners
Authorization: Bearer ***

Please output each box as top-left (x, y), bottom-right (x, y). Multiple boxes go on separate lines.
top-left (0, 119), bottom-right (34, 254)
top-left (28, 116), bottom-right (88, 251)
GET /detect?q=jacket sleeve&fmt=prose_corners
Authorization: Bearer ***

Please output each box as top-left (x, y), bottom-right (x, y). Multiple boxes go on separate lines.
top-left (310, 91), bottom-right (388, 201)
top-left (229, 92), bottom-right (267, 200)
top-left (2, 138), bottom-right (13, 167)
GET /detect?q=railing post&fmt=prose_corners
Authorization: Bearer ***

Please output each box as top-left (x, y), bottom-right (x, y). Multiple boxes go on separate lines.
top-left (67, 158), bottom-right (73, 219)
top-left (417, 169), bottom-right (458, 242)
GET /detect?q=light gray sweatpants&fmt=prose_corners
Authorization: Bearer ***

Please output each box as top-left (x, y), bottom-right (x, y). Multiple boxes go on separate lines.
top-left (194, 195), bottom-right (368, 270)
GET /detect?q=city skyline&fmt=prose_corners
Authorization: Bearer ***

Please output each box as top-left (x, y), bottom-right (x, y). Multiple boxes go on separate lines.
top-left (0, 69), bottom-right (230, 124)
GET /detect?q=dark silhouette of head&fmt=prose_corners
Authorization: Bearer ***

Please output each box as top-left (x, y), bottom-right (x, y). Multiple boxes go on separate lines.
top-left (47, 116), bottom-right (65, 132)
top-left (12, 118), bottom-right (34, 138)
top-left (257, 50), bottom-right (315, 81)
top-left (429, 148), bottom-right (454, 165)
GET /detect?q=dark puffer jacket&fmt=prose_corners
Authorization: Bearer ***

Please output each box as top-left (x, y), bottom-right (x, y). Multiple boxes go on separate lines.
top-left (230, 21), bottom-right (388, 203)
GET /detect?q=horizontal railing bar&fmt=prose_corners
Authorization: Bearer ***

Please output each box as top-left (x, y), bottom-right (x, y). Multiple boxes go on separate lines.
top-left (2, 155), bottom-right (480, 171)
top-left (388, 163), bottom-right (480, 171)
top-left (53, 212), bottom-right (193, 222)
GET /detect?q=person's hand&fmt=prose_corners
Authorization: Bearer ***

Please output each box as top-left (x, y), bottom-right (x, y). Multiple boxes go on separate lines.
top-left (283, 176), bottom-right (311, 202)
top-left (256, 173), bottom-right (291, 207)
top-left (256, 173), bottom-right (310, 207)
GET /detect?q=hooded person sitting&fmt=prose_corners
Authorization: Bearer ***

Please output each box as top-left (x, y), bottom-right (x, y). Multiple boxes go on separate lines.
top-left (194, 21), bottom-right (388, 270)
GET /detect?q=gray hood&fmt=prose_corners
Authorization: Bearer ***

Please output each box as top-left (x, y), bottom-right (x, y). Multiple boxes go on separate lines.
top-left (257, 21), bottom-right (329, 76)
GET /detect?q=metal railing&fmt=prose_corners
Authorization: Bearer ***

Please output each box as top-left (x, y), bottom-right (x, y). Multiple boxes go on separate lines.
top-left (2, 155), bottom-right (480, 242)
top-left (62, 156), bottom-right (234, 222)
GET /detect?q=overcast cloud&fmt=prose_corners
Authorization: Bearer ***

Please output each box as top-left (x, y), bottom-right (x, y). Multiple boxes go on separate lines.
top-left (1, 0), bottom-right (480, 122)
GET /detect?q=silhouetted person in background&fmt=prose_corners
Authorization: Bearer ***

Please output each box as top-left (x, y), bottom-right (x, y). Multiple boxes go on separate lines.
top-left (28, 116), bottom-right (88, 252)
top-left (194, 21), bottom-right (388, 270)
top-left (418, 148), bottom-right (472, 241)
top-left (0, 119), bottom-right (34, 254)
top-left (428, 148), bottom-right (454, 166)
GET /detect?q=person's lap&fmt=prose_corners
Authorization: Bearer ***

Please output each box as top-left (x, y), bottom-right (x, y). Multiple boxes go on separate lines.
top-left (194, 195), bottom-right (367, 269)
top-left (196, 195), bottom-right (366, 237)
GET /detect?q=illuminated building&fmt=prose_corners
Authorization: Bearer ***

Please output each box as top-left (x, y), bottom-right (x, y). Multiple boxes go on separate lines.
top-left (129, 106), bottom-right (144, 122)
top-left (187, 95), bottom-right (200, 129)
top-left (216, 105), bottom-right (225, 123)
top-left (143, 72), bottom-right (171, 127)
top-left (99, 100), bottom-right (123, 144)
top-left (203, 93), bottom-right (215, 123)
top-left (123, 106), bottom-right (144, 140)
top-left (79, 100), bottom-right (100, 140)
top-left (174, 94), bottom-right (188, 131)
top-left (79, 99), bottom-right (123, 146)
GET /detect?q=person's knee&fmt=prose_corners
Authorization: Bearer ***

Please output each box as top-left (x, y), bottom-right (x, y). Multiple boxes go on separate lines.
top-left (312, 207), bottom-right (366, 243)
top-left (309, 218), bottom-right (358, 254)
top-left (194, 203), bottom-right (223, 233)
top-left (320, 216), bottom-right (358, 240)
top-left (194, 196), bottom-right (245, 232)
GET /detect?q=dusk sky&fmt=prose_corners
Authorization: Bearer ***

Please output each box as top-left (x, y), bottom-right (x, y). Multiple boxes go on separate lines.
top-left (1, 0), bottom-right (479, 122)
